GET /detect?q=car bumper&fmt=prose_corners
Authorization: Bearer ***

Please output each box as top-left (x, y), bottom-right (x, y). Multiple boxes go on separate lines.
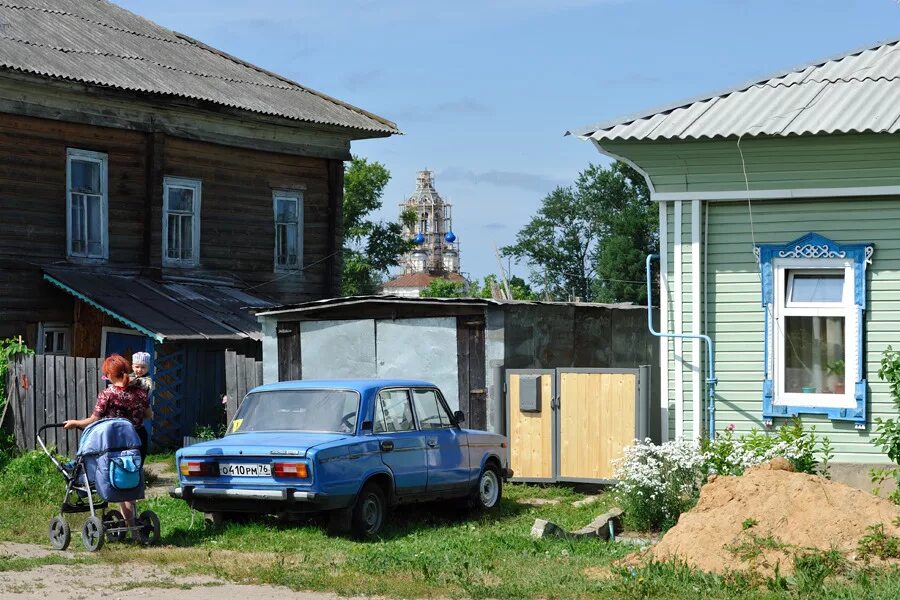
top-left (170, 486), bottom-right (317, 502)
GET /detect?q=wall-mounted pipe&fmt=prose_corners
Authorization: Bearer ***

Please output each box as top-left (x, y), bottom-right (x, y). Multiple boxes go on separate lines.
top-left (646, 254), bottom-right (718, 439)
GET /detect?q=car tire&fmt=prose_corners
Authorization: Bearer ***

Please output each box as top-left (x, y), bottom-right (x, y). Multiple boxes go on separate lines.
top-left (350, 482), bottom-right (387, 539)
top-left (469, 463), bottom-right (502, 511)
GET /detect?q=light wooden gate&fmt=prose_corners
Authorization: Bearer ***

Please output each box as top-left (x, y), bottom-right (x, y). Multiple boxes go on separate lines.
top-left (506, 368), bottom-right (646, 483)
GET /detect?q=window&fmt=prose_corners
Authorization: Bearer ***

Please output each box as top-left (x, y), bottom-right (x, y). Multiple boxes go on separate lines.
top-left (411, 388), bottom-right (451, 429)
top-left (273, 190), bottom-right (302, 270)
top-left (163, 177), bottom-right (201, 267)
top-left (757, 233), bottom-right (873, 428)
top-left (374, 389), bottom-right (415, 433)
top-left (66, 148), bottom-right (108, 259)
top-left (38, 323), bottom-right (70, 355)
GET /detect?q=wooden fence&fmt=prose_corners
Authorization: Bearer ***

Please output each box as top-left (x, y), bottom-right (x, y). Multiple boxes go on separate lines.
top-left (5, 350), bottom-right (263, 455)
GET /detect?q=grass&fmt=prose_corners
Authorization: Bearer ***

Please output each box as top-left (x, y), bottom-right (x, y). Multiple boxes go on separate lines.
top-left (2, 451), bottom-right (900, 598)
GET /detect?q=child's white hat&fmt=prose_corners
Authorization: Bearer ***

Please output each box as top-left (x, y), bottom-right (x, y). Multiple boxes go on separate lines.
top-left (132, 351), bottom-right (151, 366)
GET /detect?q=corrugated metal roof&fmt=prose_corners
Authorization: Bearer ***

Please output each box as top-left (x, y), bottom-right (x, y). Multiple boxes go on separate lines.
top-left (570, 37), bottom-right (900, 142)
top-left (44, 266), bottom-right (275, 341)
top-left (0, 1), bottom-right (398, 135)
top-left (255, 294), bottom-right (640, 317)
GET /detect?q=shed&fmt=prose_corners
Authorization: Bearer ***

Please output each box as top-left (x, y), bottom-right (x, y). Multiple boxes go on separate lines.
top-left (255, 296), bottom-right (660, 437)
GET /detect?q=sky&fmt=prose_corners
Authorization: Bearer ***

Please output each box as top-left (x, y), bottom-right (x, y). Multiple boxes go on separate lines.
top-left (117, 0), bottom-right (900, 283)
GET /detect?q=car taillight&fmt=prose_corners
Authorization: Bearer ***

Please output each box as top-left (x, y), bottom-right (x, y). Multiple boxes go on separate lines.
top-left (273, 462), bottom-right (308, 478)
top-left (180, 461), bottom-right (219, 477)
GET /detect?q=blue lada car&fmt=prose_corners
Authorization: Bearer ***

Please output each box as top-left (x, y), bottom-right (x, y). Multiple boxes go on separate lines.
top-left (171, 379), bottom-right (511, 537)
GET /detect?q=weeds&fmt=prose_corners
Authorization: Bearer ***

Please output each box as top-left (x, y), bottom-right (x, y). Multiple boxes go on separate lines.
top-left (857, 523), bottom-right (900, 560)
top-left (793, 548), bottom-right (847, 595)
top-left (742, 518), bottom-right (758, 530)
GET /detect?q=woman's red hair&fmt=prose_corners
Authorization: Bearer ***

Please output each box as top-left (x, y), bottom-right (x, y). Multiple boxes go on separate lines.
top-left (102, 354), bottom-right (131, 386)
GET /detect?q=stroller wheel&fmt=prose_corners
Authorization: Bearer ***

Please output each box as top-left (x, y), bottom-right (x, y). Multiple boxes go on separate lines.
top-left (102, 510), bottom-right (127, 542)
top-left (81, 516), bottom-right (105, 552)
top-left (136, 510), bottom-right (161, 546)
top-left (48, 516), bottom-right (70, 551)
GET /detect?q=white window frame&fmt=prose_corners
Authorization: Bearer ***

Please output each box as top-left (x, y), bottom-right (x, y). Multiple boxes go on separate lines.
top-left (66, 148), bottom-right (108, 260)
top-left (37, 322), bottom-right (71, 356)
top-left (273, 190), bottom-right (303, 272)
top-left (773, 257), bottom-right (857, 410)
top-left (162, 176), bottom-right (201, 268)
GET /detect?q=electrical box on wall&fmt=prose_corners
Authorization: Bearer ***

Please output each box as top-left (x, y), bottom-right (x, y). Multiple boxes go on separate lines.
top-left (519, 375), bottom-right (542, 412)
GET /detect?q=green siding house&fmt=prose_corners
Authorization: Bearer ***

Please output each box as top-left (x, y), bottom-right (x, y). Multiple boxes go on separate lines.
top-left (571, 38), bottom-right (900, 474)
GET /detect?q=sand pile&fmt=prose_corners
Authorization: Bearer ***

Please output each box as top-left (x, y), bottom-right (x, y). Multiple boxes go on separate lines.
top-left (647, 459), bottom-right (900, 574)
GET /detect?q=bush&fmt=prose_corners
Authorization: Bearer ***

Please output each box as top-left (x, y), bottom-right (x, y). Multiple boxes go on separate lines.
top-left (700, 417), bottom-right (832, 477)
top-left (616, 419), bottom-right (833, 532)
top-left (873, 346), bottom-right (900, 504)
top-left (613, 439), bottom-right (706, 531)
top-left (0, 450), bottom-right (66, 504)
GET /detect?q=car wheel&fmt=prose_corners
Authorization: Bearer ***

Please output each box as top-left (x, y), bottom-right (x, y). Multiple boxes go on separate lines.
top-left (469, 464), bottom-right (502, 510)
top-left (350, 482), bottom-right (387, 538)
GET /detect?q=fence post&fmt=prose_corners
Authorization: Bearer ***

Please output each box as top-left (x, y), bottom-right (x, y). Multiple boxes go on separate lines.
top-left (224, 350), bottom-right (238, 423)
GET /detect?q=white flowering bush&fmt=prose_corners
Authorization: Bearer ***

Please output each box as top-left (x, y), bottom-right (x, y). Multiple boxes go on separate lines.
top-left (614, 418), bottom-right (833, 531)
top-left (613, 438), bottom-right (706, 531)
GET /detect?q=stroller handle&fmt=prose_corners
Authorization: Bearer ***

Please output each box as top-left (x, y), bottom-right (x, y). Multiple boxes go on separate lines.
top-left (38, 423), bottom-right (67, 435)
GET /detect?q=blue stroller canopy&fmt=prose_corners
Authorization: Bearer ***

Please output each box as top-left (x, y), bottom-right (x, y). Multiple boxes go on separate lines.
top-left (77, 418), bottom-right (141, 456)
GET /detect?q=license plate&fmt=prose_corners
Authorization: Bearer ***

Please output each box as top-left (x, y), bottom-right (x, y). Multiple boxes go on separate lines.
top-left (219, 462), bottom-right (271, 477)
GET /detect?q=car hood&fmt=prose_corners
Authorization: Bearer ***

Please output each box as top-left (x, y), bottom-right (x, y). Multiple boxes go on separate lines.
top-left (178, 431), bottom-right (350, 458)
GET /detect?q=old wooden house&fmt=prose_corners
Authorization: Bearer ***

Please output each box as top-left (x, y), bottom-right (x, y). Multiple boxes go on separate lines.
top-left (0, 0), bottom-right (397, 446)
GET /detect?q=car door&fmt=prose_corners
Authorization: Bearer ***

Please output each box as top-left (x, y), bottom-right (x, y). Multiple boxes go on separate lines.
top-left (410, 387), bottom-right (470, 496)
top-left (373, 388), bottom-right (428, 499)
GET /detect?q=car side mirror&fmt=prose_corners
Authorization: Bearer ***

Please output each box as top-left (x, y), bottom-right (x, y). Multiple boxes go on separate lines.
top-left (453, 410), bottom-right (465, 424)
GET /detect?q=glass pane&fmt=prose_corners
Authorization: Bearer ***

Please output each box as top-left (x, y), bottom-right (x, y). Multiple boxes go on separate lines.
top-left (86, 196), bottom-right (102, 256)
top-left (70, 194), bottom-right (85, 253)
top-left (374, 390), bottom-right (415, 433)
top-left (276, 198), bottom-right (297, 223)
top-left (784, 316), bottom-right (845, 394)
top-left (179, 215), bottom-right (193, 260)
top-left (167, 214), bottom-right (180, 258)
top-left (411, 389), bottom-right (449, 429)
top-left (275, 224), bottom-right (286, 265)
top-left (286, 226), bottom-right (298, 266)
top-left (230, 390), bottom-right (359, 434)
top-left (43, 332), bottom-right (54, 354)
top-left (71, 159), bottom-right (100, 194)
top-left (790, 273), bottom-right (844, 303)
top-left (168, 187), bottom-right (193, 212)
top-left (55, 332), bottom-right (66, 353)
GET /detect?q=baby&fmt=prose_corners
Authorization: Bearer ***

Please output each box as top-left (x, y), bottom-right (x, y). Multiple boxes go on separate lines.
top-left (130, 351), bottom-right (155, 420)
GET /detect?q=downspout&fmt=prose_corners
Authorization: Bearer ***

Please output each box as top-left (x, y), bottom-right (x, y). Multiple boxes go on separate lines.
top-left (646, 254), bottom-right (718, 439)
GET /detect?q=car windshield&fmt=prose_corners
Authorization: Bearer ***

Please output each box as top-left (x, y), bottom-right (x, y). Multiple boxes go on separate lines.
top-left (229, 389), bottom-right (360, 434)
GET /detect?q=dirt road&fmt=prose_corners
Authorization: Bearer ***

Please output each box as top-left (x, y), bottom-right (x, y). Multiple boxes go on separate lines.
top-left (0, 542), bottom-right (371, 600)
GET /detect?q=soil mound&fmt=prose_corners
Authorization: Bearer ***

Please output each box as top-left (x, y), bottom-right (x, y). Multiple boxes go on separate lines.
top-left (648, 462), bottom-right (900, 574)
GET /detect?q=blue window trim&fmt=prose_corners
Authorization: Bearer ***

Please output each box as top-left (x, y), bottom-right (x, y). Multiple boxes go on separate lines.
top-left (755, 232), bottom-right (873, 429)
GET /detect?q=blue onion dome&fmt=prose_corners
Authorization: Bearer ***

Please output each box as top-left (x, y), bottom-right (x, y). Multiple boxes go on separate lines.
top-left (444, 231), bottom-right (457, 243)
top-left (413, 233), bottom-right (425, 244)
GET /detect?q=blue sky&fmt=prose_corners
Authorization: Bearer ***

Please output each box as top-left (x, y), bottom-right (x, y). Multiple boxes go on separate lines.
top-left (118, 0), bottom-right (900, 282)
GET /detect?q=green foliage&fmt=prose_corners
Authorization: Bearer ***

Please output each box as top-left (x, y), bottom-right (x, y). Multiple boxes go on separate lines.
top-left (874, 345), bottom-right (900, 503)
top-left (418, 274), bottom-right (537, 300)
top-left (0, 450), bottom-right (65, 505)
top-left (793, 548), bottom-right (847, 595)
top-left (742, 518), bottom-right (758, 530)
top-left (341, 157), bottom-right (415, 296)
top-left (502, 161), bottom-right (656, 303)
top-left (193, 423), bottom-right (226, 441)
top-left (0, 338), bottom-right (32, 468)
top-left (857, 523), bottom-right (900, 561)
top-left (699, 417), bottom-right (830, 477)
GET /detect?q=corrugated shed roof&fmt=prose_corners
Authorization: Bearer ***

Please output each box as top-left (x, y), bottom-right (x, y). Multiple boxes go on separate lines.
top-left (570, 37), bottom-right (900, 142)
top-left (256, 294), bottom-right (639, 317)
top-left (44, 266), bottom-right (275, 341)
top-left (0, 1), bottom-right (398, 135)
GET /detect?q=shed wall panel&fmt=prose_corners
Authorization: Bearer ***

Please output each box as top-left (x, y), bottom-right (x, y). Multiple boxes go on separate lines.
top-left (299, 320), bottom-right (377, 380)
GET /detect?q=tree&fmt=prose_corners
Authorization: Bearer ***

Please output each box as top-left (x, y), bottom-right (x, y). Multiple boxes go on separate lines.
top-left (341, 157), bottom-right (414, 296)
top-left (502, 161), bottom-right (656, 304)
top-left (418, 274), bottom-right (537, 300)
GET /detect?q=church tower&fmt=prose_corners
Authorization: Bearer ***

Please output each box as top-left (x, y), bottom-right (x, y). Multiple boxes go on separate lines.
top-left (381, 170), bottom-right (464, 297)
top-left (399, 170), bottom-right (460, 275)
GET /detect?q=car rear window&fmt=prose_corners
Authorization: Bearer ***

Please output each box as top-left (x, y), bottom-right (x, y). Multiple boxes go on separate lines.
top-left (229, 389), bottom-right (360, 434)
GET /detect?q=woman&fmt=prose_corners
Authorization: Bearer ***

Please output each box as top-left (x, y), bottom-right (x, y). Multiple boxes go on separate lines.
top-left (64, 354), bottom-right (151, 530)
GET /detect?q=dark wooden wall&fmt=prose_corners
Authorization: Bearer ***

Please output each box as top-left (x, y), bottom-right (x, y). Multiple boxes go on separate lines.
top-left (0, 111), bottom-right (344, 342)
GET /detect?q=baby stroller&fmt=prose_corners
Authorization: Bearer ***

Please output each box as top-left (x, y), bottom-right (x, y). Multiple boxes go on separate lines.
top-left (37, 419), bottom-right (161, 551)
